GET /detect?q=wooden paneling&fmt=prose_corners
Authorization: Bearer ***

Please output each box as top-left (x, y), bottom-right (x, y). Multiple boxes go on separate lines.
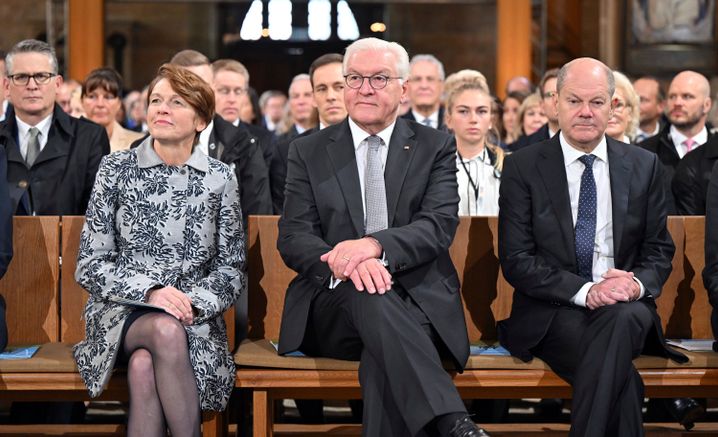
top-left (0, 217), bottom-right (60, 345)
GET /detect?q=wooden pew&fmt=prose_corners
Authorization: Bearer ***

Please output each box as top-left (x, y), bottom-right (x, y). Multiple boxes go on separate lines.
top-left (235, 215), bottom-right (718, 437)
top-left (0, 216), bottom-right (234, 437)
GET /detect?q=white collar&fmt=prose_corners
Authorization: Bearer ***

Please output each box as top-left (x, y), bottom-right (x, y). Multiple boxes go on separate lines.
top-left (559, 132), bottom-right (608, 167)
top-left (348, 117), bottom-right (396, 151)
top-left (16, 113), bottom-right (53, 142)
top-left (412, 108), bottom-right (439, 125)
top-left (670, 124), bottom-right (707, 148)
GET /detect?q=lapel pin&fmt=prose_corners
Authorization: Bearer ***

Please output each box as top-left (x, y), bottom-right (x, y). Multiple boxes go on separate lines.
top-left (404, 145), bottom-right (410, 150)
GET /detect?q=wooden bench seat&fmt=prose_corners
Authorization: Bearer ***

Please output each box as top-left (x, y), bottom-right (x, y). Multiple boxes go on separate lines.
top-left (237, 215), bottom-right (718, 437)
top-left (0, 216), bottom-right (231, 437)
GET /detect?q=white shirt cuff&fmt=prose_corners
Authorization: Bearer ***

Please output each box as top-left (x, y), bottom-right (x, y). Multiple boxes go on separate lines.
top-left (571, 282), bottom-right (594, 307)
top-left (633, 276), bottom-right (646, 300)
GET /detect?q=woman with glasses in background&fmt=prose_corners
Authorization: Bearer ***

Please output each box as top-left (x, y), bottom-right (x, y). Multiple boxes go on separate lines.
top-left (606, 71), bottom-right (640, 144)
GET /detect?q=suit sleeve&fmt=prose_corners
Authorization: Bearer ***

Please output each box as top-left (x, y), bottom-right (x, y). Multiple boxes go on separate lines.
top-left (703, 161), bottom-right (718, 306)
top-left (498, 154), bottom-right (587, 304)
top-left (672, 155), bottom-right (703, 215)
top-left (370, 134), bottom-right (459, 273)
top-left (277, 140), bottom-right (333, 288)
top-left (232, 134), bottom-right (273, 217)
top-left (0, 147), bottom-right (13, 279)
top-left (270, 139), bottom-right (289, 214)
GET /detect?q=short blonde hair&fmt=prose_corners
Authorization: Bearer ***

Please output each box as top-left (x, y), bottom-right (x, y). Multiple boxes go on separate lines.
top-left (613, 70), bottom-right (640, 141)
top-left (517, 92), bottom-right (543, 136)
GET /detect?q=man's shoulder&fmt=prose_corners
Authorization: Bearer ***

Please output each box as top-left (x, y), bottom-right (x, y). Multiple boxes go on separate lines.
top-left (639, 126), bottom-right (671, 152)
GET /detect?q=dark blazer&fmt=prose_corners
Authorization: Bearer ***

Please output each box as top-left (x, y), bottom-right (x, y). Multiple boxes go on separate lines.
top-left (270, 127), bottom-right (318, 214)
top-left (641, 124), bottom-right (715, 214)
top-left (211, 116), bottom-right (273, 219)
top-left (0, 105), bottom-right (110, 215)
top-left (130, 115), bottom-right (273, 221)
top-left (401, 106), bottom-right (446, 131)
top-left (672, 136), bottom-right (718, 215)
top-left (497, 135), bottom-right (683, 363)
top-left (277, 118), bottom-right (469, 370)
top-left (508, 123), bottom-right (552, 152)
top-left (703, 161), bottom-right (718, 341)
top-left (239, 120), bottom-right (275, 170)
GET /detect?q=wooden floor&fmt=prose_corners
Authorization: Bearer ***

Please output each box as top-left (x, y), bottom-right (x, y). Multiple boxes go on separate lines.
top-left (267, 423), bottom-right (718, 436)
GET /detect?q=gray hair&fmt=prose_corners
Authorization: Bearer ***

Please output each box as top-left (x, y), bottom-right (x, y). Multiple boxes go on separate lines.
top-left (288, 73), bottom-right (311, 94)
top-left (6, 39), bottom-right (58, 75)
top-left (557, 57), bottom-right (615, 98)
top-left (259, 90), bottom-right (286, 109)
top-left (343, 37), bottom-right (410, 80)
top-left (410, 54), bottom-right (445, 80)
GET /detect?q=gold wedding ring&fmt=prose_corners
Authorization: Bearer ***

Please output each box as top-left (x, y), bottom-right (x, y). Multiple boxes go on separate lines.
top-left (611, 287), bottom-right (616, 292)
top-left (342, 256), bottom-right (351, 261)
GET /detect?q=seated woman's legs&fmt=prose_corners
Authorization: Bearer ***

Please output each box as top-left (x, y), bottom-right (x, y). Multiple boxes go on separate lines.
top-left (123, 312), bottom-right (200, 437)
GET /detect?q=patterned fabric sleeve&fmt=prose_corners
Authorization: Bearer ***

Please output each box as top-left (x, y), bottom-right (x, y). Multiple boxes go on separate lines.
top-left (75, 153), bottom-right (160, 302)
top-left (186, 170), bottom-right (246, 324)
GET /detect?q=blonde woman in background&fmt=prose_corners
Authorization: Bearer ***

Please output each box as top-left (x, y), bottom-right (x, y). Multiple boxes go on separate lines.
top-left (606, 71), bottom-right (641, 143)
top-left (445, 80), bottom-right (504, 216)
top-left (517, 92), bottom-right (548, 137)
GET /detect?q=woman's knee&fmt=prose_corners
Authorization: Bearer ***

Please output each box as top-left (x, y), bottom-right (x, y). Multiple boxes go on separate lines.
top-left (128, 349), bottom-right (155, 389)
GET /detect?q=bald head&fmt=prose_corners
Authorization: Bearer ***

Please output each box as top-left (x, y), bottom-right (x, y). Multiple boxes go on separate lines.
top-left (505, 75), bottom-right (533, 95)
top-left (667, 70), bottom-right (711, 133)
top-left (557, 58), bottom-right (614, 99)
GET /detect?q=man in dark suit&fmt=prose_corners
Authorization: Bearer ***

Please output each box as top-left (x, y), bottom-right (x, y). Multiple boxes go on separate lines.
top-left (0, 39), bottom-right (109, 216)
top-left (278, 38), bottom-right (489, 437)
top-left (508, 68), bottom-right (559, 152)
top-left (633, 76), bottom-right (666, 143)
top-left (271, 53), bottom-right (347, 214)
top-left (641, 71), bottom-right (713, 214)
top-left (401, 54), bottom-right (446, 130)
top-left (165, 51), bottom-right (272, 221)
top-left (672, 135), bottom-right (718, 215)
top-left (498, 57), bottom-right (686, 437)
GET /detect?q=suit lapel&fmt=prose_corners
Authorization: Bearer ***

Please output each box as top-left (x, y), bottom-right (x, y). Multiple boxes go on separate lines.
top-left (384, 119), bottom-right (416, 226)
top-left (326, 121), bottom-right (365, 236)
top-left (536, 137), bottom-right (575, 256)
top-left (607, 138), bottom-right (631, 259)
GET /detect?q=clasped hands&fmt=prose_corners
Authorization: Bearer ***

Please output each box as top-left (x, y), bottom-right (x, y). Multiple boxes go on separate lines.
top-left (586, 268), bottom-right (641, 310)
top-left (146, 286), bottom-right (195, 325)
top-left (320, 237), bottom-right (392, 294)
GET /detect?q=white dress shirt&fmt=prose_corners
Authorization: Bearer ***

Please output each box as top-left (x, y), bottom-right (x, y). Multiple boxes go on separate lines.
top-left (412, 109), bottom-right (439, 129)
top-left (670, 124), bottom-right (707, 158)
top-left (560, 133), bottom-right (644, 306)
top-left (456, 148), bottom-right (500, 216)
top-left (16, 114), bottom-right (53, 161)
top-left (196, 120), bottom-right (214, 156)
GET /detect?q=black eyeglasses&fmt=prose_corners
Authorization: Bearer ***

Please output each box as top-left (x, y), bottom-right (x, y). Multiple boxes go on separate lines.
top-left (344, 74), bottom-right (401, 90)
top-left (7, 72), bottom-right (56, 86)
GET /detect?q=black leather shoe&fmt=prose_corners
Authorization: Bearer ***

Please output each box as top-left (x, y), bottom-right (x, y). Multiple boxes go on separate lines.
top-left (666, 397), bottom-right (705, 431)
top-left (448, 415), bottom-right (491, 437)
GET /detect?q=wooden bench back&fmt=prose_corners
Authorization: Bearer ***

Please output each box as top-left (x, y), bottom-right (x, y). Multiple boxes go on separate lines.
top-left (0, 217), bottom-right (60, 345)
top-left (60, 216), bottom-right (236, 347)
top-left (247, 215), bottom-right (712, 344)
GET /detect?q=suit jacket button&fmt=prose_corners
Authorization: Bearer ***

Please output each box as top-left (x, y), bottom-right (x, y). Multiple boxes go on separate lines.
top-left (18, 180), bottom-right (28, 189)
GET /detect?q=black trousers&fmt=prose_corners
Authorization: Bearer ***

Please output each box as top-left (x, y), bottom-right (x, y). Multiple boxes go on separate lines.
top-left (300, 282), bottom-right (466, 437)
top-left (530, 302), bottom-right (655, 437)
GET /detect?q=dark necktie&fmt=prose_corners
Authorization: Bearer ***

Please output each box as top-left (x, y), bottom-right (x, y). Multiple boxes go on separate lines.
top-left (364, 135), bottom-right (387, 234)
top-left (575, 154), bottom-right (597, 281)
top-left (26, 127), bottom-right (41, 167)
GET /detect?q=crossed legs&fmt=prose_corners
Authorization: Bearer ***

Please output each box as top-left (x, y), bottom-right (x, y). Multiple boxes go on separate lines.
top-left (122, 312), bottom-right (201, 437)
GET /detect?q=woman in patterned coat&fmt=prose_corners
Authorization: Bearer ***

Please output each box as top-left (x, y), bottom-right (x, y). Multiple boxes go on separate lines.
top-left (73, 64), bottom-right (245, 437)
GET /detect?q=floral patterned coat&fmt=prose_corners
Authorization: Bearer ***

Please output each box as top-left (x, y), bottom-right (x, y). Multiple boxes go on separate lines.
top-left (73, 138), bottom-right (245, 411)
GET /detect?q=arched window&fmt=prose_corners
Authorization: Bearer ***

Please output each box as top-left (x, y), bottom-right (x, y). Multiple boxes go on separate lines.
top-left (337, 0), bottom-right (359, 41)
top-left (240, 0), bottom-right (263, 40)
top-left (308, 0), bottom-right (331, 41)
top-left (268, 0), bottom-right (292, 40)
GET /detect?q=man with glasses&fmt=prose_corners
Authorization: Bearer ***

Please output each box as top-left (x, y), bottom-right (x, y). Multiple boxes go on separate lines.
top-left (0, 39), bottom-right (109, 216)
top-left (278, 37), bottom-right (489, 436)
top-left (401, 54), bottom-right (446, 130)
top-left (509, 68), bottom-right (559, 152)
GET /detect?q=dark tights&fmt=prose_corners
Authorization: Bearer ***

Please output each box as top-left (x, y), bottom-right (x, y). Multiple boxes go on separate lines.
top-left (122, 312), bottom-right (200, 437)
